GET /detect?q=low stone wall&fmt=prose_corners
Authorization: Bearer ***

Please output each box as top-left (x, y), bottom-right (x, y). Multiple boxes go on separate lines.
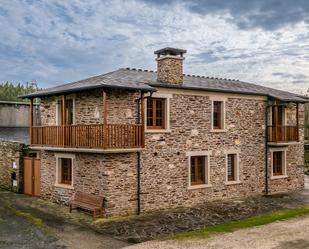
top-left (0, 140), bottom-right (26, 192)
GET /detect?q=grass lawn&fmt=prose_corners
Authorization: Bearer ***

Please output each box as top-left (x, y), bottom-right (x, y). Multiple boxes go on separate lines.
top-left (169, 206), bottom-right (309, 240)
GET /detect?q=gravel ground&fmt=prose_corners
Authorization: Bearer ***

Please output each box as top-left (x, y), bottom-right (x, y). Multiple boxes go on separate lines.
top-left (124, 215), bottom-right (309, 249)
top-left (95, 188), bottom-right (309, 242)
top-left (0, 191), bottom-right (129, 249)
top-left (1, 175), bottom-right (308, 248)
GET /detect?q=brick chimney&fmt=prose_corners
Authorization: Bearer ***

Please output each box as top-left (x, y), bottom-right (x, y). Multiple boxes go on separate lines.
top-left (154, 47), bottom-right (187, 85)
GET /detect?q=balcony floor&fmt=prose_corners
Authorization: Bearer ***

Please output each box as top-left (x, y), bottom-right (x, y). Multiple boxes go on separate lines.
top-left (29, 145), bottom-right (143, 154)
top-left (268, 141), bottom-right (300, 147)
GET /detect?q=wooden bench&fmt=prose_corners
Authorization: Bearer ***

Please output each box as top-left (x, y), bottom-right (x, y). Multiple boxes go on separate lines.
top-left (69, 191), bottom-right (104, 219)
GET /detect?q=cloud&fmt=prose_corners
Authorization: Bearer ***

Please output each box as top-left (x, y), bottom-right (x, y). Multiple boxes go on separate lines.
top-left (0, 0), bottom-right (308, 95)
top-left (143, 0), bottom-right (309, 31)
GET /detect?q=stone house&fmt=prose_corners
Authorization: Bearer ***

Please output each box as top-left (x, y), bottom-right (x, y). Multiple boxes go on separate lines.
top-left (22, 48), bottom-right (306, 217)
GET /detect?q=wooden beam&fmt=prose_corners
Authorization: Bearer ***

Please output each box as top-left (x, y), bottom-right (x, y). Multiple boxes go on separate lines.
top-left (29, 98), bottom-right (33, 144)
top-left (62, 95), bottom-right (66, 146)
top-left (61, 95), bottom-right (66, 125)
top-left (103, 90), bottom-right (107, 149)
top-left (141, 92), bottom-right (145, 148)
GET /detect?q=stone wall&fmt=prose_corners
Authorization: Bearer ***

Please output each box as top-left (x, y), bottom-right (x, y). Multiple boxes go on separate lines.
top-left (37, 88), bottom-right (305, 217)
top-left (40, 150), bottom-right (138, 216)
top-left (140, 93), bottom-right (267, 211)
top-left (0, 140), bottom-right (25, 192)
top-left (40, 89), bottom-right (138, 126)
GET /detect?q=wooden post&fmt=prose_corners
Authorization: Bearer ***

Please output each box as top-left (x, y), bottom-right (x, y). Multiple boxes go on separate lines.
top-left (103, 90), bottom-right (107, 149)
top-left (62, 95), bottom-right (66, 146)
top-left (29, 98), bottom-right (33, 145)
top-left (296, 102), bottom-right (299, 142)
top-left (141, 92), bottom-right (145, 148)
top-left (273, 104), bottom-right (278, 141)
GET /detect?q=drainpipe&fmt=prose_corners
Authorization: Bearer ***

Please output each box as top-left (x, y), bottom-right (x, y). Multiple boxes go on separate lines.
top-left (136, 91), bottom-right (142, 215)
top-left (265, 99), bottom-right (269, 195)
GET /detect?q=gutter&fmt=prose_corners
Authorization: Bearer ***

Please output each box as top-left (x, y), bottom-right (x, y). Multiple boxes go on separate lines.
top-left (136, 91), bottom-right (143, 215)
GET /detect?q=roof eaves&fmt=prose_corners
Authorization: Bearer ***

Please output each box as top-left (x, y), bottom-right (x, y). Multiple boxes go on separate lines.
top-left (20, 83), bottom-right (156, 99)
top-left (148, 83), bottom-right (306, 103)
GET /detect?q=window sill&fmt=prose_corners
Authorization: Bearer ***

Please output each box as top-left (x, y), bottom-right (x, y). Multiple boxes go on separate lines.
top-left (211, 129), bottom-right (227, 133)
top-left (271, 175), bottom-right (288, 180)
top-left (54, 183), bottom-right (74, 190)
top-left (188, 184), bottom-right (212, 190)
top-left (145, 129), bottom-right (171, 134)
top-left (225, 180), bottom-right (242, 185)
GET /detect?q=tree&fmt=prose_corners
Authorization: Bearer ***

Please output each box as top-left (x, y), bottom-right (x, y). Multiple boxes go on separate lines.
top-left (0, 81), bottom-right (39, 102)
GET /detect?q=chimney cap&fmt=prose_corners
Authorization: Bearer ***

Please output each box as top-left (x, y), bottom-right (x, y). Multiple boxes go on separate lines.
top-left (154, 47), bottom-right (187, 56)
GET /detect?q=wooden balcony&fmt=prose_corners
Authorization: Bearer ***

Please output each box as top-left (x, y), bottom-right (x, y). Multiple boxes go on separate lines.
top-left (30, 124), bottom-right (143, 150)
top-left (267, 126), bottom-right (299, 143)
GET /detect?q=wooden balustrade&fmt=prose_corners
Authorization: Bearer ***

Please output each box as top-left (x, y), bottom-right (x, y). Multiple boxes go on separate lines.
top-left (31, 124), bottom-right (143, 149)
top-left (267, 126), bottom-right (299, 143)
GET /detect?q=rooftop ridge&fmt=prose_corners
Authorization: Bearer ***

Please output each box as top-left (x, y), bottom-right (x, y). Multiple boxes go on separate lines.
top-left (123, 67), bottom-right (240, 82)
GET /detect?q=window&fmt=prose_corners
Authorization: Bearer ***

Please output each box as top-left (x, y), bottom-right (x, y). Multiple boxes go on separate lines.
top-left (147, 98), bottom-right (166, 129)
top-left (271, 105), bottom-right (284, 126)
top-left (270, 149), bottom-right (287, 179)
top-left (60, 158), bottom-right (72, 185)
top-left (55, 154), bottom-right (75, 188)
top-left (56, 96), bottom-right (75, 125)
top-left (212, 101), bottom-right (224, 130)
top-left (227, 154), bottom-right (237, 181)
top-left (190, 156), bottom-right (206, 185)
top-left (273, 151), bottom-right (283, 176)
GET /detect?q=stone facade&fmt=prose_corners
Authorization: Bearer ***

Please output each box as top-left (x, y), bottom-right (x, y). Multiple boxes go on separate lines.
top-left (156, 57), bottom-right (184, 85)
top-left (0, 140), bottom-right (25, 192)
top-left (40, 89), bottom-right (138, 126)
top-left (36, 87), bottom-right (305, 217)
top-left (40, 151), bottom-right (138, 216)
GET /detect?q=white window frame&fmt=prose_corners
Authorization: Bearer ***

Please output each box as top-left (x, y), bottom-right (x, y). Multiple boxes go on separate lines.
top-left (270, 147), bottom-right (288, 180)
top-left (210, 96), bottom-right (227, 132)
top-left (224, 150), bottom-right (241, 185)
top-left (144, 92), bottom-right (172, 133)
top-left (54, 153), bottom-right (75, 189)
top-left (56, 94), bottom-right (76, 126)
top-left (186, 151), bottom-right (212, 189)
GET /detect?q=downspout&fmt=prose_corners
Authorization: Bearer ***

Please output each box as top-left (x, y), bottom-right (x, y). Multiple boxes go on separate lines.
top-left (136, 91), bottom-right (142, 215)
top-left (265, 99), bottom-right (269, 195)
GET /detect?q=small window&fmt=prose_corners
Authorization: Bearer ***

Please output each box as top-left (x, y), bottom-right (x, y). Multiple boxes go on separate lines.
top-left (273, 151), bottom-right (283, 176)
top-left (59, 158), bottom-right (72, 185)
top-left (213, 101), bottom-right (224, 129)
top-left (147, 98), bottom-right (166, 129)
top-left (227, 154), bottom-right (237, 181)
top-left (190, 156), bottom-right (206, 185)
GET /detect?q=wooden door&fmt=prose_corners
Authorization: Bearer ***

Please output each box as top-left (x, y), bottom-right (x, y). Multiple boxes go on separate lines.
top-left (23, 158), bottom-right (33, 195)
top-left (23, 157), bottom-right (41, 196)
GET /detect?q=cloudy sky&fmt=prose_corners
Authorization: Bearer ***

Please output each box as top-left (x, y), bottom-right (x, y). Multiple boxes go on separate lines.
top-left (0, 0), bottom-right (309, 94)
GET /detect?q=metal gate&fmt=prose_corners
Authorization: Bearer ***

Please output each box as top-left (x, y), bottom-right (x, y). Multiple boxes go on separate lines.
top-left (23, 157), bottom-right (41, 196)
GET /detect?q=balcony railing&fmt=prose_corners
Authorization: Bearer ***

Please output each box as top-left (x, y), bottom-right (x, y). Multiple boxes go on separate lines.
top-left (267, 125), bottom-right (299, 143)
top-left (31, 124), bottom-right (143, 150)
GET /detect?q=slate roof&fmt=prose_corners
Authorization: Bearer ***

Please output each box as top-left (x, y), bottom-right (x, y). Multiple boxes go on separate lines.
top-left (22, 68), bottom-right (306, 102)
top-left (0, 127), bottom-right (29, 144)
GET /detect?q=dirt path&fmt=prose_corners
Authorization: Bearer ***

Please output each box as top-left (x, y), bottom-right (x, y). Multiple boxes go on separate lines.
top-left (125, 215), bottom-right (309, 249)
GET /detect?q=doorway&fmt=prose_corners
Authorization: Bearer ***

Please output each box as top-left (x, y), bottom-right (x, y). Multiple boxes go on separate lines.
top-left (23, 157), bottom-right (41, 196)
